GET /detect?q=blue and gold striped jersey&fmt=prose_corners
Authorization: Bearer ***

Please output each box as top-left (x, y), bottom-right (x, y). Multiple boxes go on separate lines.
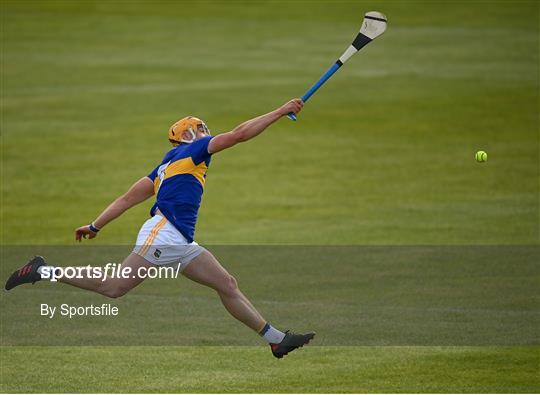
top-left (147, 136), bottom-right (213, 242)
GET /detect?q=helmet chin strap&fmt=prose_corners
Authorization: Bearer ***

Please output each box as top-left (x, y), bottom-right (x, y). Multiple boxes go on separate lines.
top-left (180, 127), bottom-right (196, 144)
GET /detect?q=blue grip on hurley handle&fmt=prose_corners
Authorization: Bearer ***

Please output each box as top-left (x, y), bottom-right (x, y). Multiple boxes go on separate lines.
top-left (287, 61), bottom-right (342, 121)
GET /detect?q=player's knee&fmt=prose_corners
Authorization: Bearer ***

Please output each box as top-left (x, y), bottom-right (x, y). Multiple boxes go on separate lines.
top-left (102, 283), bottom-right (130, 299)
top-left (220, 274), bottom-right (239, 296)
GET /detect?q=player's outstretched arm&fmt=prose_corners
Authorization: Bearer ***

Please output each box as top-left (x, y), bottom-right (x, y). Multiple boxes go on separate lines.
top-left (208, 98), bottom-right (303, 154)
top-left (75, 176), bottom-right (155, 241)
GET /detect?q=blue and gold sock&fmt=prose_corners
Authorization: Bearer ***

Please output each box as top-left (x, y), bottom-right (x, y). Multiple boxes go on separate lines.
top-left (259, 322), bottom-right (286, 344)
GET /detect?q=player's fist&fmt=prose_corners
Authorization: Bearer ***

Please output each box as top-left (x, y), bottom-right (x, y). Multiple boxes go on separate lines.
top-left (75, 225), bottom-right (97, 242)
top-left (279, 99), bottom-right (303, 116)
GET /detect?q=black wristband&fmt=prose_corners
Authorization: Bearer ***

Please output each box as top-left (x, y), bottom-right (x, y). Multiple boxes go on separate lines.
top-left (89, 222), bottom-right (100, 233)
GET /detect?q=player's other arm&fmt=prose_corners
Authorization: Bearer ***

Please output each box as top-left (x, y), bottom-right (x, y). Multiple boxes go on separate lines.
top-left (75, 176), bottom-right (154, 241)
top-left (208, 98), bottom-right (303, 154)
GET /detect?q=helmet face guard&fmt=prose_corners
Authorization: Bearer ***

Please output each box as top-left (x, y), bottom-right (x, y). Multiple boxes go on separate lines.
top-left (169, 117), bottom-right (210, 146)
top-left (180, 126), bottom-right (197, 144)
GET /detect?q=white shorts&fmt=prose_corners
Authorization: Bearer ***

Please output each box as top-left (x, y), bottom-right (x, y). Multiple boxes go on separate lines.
top-left (133, 215), bottom-right (204, 271)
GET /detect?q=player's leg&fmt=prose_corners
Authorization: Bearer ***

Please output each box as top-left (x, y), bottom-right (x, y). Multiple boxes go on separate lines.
top-left (59, 214), bottom-right (163, 297)
top-left (6, 215), bottom-right (165, 295)
top-left (58, 253), bottom-right (152, 298)
top-left (182, 249), bottom-right (316, 358)
top-left (5, 253), bottom-right (152, 298)
top-left (182, 250), bottom-right (266, 332)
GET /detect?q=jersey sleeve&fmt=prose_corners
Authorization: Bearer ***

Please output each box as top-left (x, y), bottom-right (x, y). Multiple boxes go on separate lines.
top-left (147, 165), bottom-right (159, 182)
top-left (191, 136), bottom-right (214, 164)
top-left (147, 148), bottom-right (175, 181)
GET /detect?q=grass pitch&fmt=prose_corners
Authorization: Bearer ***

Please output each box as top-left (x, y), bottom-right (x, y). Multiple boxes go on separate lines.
top-left (1, 0), bottom-right (539, 393)
top-left (2, 347), bottom-right (538, 393)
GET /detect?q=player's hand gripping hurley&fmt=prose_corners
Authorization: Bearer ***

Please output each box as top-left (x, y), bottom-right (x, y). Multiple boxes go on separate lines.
top-left (287, 11), bottom-right (387, 121)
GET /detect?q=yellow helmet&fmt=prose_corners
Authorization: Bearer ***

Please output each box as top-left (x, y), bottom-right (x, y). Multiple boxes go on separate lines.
top-left (168, 116), bottom-right (210, 146)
